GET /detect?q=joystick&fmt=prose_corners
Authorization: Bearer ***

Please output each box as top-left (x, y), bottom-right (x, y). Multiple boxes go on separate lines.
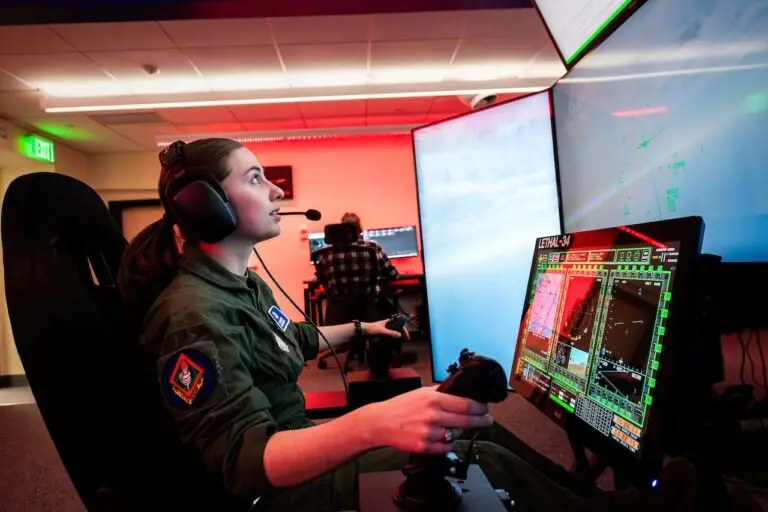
top-left (368, 315), bottom-right (409, 379)
top-left (392, 349), bottom-right (508, 511)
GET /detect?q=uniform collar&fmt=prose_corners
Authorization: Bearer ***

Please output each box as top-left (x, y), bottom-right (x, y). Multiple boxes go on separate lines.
top-left (179, 244), bottom-right (253, 292)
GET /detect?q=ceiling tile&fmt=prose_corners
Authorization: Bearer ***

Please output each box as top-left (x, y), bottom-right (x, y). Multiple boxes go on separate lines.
top-left (22, 113), bottom-right (136, 146)
top-left (365, 97), bottom-right (434, 115)
top-left (229, 103), bottom-right (303, 122)
top-left (303, 116), bottom-right (367, 129)
top-left (158, 107), bottom-right (237, 125)
top-left (241, 119), bottom-right (306, 131)
top-left (269, 15), bottom-right (371, 44)
top-left (176, 122), bottom-right (246, 134)
top-left (453, 38), bottom-right (538, 67)
top-left (522, 46), bottom-right (566, 78)
top-left (299, 100), bottom-right (366, 119)
top-left (429, 96), bottom-right (468, 114)
top-left (279, 43), bottom-right (367, 72)
top-left (0, 70), bottom-right (33, 92)
top-left (372, 12), bottom-right (468, 41)
top-left (0, 53), bottom-right (112, 84)
top-left (159, 18), bottom-right (273, 47)
top-left (72, 138), bottom-right (146, 153)
top-left (50, 22), bottom-right (175, 51)
top-left (85, 49), bottom-right (199, 80)
top-left (0, 91), bottom-right (46, 119)
top-left (464, 9), bottom-right (548, 40)
top-left (110, 122), bottom-right (178, 149)
top-left (183, 46), bottom-right (283, 75)
top-left (370, 40), bottom-right (458, 68)
top-left (0, 26), bottom-right (77, 54)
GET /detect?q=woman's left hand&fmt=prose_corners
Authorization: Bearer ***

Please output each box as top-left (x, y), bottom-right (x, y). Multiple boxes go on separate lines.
top-left (363, 318), bottom-right (410, 340)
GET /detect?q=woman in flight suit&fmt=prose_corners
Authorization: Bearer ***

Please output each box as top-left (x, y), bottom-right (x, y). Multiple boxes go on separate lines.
top-left (118, 138), bottom-right (693, 512)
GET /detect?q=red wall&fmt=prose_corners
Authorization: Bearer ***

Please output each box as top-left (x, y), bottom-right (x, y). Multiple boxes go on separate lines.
top-left (245, 133), bottom-right (423, 319)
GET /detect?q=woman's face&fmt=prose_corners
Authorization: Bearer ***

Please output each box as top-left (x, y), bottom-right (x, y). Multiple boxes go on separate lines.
top-left (220, 147), bottom-right (284, 243)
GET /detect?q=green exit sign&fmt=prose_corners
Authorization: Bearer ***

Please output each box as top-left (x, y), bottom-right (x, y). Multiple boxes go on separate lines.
top-left (20, 134), bottom-right (55, 163)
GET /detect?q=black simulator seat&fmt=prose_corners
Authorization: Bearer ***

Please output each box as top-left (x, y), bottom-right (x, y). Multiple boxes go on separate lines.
top-left (0, 173), bottom-right (240, 511)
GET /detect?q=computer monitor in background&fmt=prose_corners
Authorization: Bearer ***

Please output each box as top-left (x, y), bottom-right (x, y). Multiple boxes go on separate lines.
top-left (308, 232), bottom-right (328, 263)
top-left (364, 226), bottom-right (419, 259)
top-left (554, 0), bottom-right (768, 262)
top-left (533, 0), bottom-right (647, 68)
top-left (308, 225), bottom-right (419, 263)
top-left (413, 90), bottom-right (562, 382)
top-left (511, 217), bottom-right (704, 478)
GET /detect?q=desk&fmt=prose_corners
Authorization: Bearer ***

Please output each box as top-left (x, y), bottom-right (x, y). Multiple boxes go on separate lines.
top-left (303, 274), bottom-right (426, 328)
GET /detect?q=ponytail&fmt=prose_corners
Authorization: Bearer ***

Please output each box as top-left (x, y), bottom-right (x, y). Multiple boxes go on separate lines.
top-left (117, 217), bottom-right (181, 325)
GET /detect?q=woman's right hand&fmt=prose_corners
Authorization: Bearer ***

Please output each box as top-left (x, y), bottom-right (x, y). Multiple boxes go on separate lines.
top-left (361, 386), bottom-right (493, 454)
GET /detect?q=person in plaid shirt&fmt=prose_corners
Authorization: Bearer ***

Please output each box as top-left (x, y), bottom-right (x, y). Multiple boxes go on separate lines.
top-left (314, 212), bottom-right (399, 297)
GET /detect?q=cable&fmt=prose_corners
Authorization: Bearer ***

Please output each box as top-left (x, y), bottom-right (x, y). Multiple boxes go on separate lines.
top-left (737, 331), bottom-right (748, 385)
top-left (252, 247), bottom-right (349, 396)
top-left (755, 328), bottom-right (768, 393)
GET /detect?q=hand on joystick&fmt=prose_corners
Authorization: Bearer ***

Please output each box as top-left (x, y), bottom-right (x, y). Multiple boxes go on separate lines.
top-left (392, 350), bottom-right (508, 512)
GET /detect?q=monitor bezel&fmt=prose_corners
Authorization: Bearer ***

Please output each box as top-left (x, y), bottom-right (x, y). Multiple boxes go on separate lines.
top-left (509, 216), bottom-right (704, 472)
top-left (411, 89), bottom-right (565, 384)
top-left (532, 0), bottom-right (649, 71)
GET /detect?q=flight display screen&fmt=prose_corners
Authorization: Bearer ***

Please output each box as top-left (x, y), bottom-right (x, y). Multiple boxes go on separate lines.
top-left (511, 217), bottom-right (703, 458)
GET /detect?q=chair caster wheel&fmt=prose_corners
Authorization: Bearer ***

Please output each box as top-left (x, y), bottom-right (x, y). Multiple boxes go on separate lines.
top-left (318, 360), bottom-right (328, 369)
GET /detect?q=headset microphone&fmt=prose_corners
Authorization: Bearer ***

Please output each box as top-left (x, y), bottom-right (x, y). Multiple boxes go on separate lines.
top-left (281, 209), bottom-right (322, 221)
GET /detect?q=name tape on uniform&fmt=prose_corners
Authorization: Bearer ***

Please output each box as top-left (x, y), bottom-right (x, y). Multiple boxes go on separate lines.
top-left (268, 305), bottom-right (291, 332)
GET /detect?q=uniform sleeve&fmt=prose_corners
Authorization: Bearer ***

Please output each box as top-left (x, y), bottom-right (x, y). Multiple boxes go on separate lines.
top-left (289, 322), bottom-right (321, 361)
top-left (155, 323), bottom-right (279, 504)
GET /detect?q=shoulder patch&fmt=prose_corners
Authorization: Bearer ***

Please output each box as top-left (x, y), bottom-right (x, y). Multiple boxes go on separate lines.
top-left (161, 349), bottom-right (216, 408)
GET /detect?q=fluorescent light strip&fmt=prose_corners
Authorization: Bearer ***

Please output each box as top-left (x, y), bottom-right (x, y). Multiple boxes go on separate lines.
top-left (44, 87), bottom-right (546, 113)
top-left (156, 130), bottom-right (413, 146)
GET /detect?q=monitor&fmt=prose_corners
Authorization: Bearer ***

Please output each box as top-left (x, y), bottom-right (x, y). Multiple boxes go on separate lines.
top-left (533, 0), bottom-right (646, 68)
top-left (554, 0), bottom-right (768, 262)
top-left (365, 226), bottom-right (419, 259)
top-left (308, 225), bottom-right (419, 263)
top-left (308, 232), bottom-right (328, 263)
top-left (511, 216), bottom-right (704, 465)
top-left (413, 90), bottom-right (562, 382)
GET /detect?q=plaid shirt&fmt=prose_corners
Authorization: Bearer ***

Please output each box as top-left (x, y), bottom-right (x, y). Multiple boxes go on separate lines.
top-left (313, 239), bottom-right (399, 296)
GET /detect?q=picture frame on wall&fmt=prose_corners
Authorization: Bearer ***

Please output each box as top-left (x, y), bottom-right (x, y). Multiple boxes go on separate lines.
top-left (264, 165), bottom-right (294, 200)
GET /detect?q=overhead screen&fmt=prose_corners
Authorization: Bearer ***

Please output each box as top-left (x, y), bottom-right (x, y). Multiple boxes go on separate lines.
top-left (413, 91), bottom-right (562, 382)
top-left (554, 0), bottom-right (768, 262)
top-left (534, 0), bottom-right (642, 66)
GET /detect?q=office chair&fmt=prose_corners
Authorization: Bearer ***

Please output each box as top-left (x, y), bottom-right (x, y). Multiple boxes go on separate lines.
top-left (313, 242), bottom-right (384, 371)
top-left (0, 173), bottom-right (242, 511)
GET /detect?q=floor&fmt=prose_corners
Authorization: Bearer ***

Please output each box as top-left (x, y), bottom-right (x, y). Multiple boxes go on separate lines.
top-left (0, 341), bottom-right (579, 512)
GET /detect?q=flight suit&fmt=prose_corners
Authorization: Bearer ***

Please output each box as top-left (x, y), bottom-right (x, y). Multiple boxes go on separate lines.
top-left (140, 245), bottom-right (649, 512)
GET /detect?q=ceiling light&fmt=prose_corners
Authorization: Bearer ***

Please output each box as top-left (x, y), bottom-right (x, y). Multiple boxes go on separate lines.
top-left (43, 87), bottom-right (548, 113)
top-left (156, 126), bottom-right (416, 146)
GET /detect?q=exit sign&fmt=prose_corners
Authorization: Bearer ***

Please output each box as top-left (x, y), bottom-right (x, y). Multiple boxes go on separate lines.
top-left (20, 134), bottom-right (55, 163)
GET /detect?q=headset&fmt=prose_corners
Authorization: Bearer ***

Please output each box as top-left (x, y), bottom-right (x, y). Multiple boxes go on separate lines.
top-left (159, 140), bottom-right (238, 243)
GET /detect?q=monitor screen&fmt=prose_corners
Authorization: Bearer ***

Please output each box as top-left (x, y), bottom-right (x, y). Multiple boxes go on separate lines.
top-left (413, 90), bottom-right (562, 382)
top-left (365, 226), bottom-right (419, 259)
top-left (534, 0), bottom-right (643, 66)
top-left (554, 0), bottom-right (768, 262)
top-left (308, 225), bottom-right (419, 262)
top-left (510, 217), bottom-right (704, 459)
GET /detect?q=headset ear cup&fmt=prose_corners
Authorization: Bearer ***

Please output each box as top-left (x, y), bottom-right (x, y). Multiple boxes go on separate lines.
top-left (172, 180), bottom-right (237, 243)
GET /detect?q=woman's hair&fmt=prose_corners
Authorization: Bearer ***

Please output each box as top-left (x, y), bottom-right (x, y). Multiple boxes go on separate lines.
top-left (117, 138), bottom-right (243, 321)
